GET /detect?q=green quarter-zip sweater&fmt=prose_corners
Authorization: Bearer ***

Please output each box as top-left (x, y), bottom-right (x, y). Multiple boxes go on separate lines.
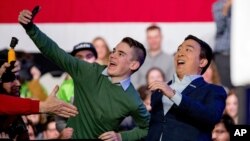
top-left (25, 24), bottom-right (150, 140)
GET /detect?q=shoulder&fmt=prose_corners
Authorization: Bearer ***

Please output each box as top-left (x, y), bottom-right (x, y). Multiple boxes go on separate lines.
top-left (204, 83), bottom-right (227, 98)
top-left (126, 84), bottom-right (144, 105)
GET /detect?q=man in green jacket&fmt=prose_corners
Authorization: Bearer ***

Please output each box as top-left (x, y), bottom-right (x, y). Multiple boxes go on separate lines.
top-left (18, 8), bottom-right (150, 141)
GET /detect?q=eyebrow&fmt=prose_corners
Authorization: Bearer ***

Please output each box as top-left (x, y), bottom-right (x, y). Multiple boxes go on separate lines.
top-left (118, 50), bottom-right (127, 55)
top-left (186, 45), bottom-right (194, 48)
top-left (177, 44), bottom-right (194, 50)
top-left (113, 48), bottom-right (127, 55)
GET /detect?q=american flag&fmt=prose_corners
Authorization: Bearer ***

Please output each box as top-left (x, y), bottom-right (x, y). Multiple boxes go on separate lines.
top-left (0, 0), bottom-right (216, 54)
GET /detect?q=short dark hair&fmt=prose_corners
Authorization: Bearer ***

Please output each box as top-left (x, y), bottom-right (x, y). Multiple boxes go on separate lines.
top-left (121, 37), bottom-right (146, 72)
top-left (220, 114), bottom-right (235, 132)
top-left (184, 35), bottom-right (213, 75)
top-left (146, 24), bottom-right (161, 32)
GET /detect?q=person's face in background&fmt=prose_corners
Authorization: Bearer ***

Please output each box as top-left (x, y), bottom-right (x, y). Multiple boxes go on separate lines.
top-left (75, 50), bottom-right (96, 63)
top-left (26, 114), bottom-right (40, 125)
top-left (147, 69), bottom-right (165, 85)
top-left (27, 124), bottom-right (36, 140)
top-left (225, 94), bottom-right (238, 119)
top-left (212, 122), bottom-right (230, 141)
top-left (22, 115), bottom-right (36, 140)
top-left (93, 38), bottom-right (109, 60)
top-left (2, 76), bottom-right (21, 96)
top-left (44, 121), bottom-right (59, 139)
top-left (146, 28), bottom-right (162, 51)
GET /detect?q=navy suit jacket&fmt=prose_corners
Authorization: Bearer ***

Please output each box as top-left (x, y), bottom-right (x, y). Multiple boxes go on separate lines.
top-left (146, 77), bottom-right (227, 141)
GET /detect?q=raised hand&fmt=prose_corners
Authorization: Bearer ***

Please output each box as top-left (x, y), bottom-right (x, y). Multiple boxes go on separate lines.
top-left (0, 62), bottom-right (10, 77)
top-left (148, 81), bottom-right (175, 98)
top-left (18, 10), bottom-right (32, 25)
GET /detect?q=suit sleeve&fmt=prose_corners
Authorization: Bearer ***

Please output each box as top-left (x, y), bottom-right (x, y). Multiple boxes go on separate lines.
top-left (0, 94), bottom-right (39, 115)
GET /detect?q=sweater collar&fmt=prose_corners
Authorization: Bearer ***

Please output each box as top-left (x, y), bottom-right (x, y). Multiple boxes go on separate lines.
top-left (102, 68), bottom-right (131, 91)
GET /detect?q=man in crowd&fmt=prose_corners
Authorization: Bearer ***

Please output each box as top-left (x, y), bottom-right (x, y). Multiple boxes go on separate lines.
top-left (146, 35), bottom-right (227, 141)
top-left (132, 24), bottom-right (174, 89)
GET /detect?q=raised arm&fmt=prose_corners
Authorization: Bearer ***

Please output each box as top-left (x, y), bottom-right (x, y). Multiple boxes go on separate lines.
top-left (18, 8), bottom-right (94, 79)
top-left (0, 86), bottom-right (78, 118)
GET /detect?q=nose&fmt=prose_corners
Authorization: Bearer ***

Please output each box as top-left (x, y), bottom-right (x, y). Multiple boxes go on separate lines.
top-left (211, 132), bottom-right (217, 140)
top-left (110, 52), bottom-right (115, 58)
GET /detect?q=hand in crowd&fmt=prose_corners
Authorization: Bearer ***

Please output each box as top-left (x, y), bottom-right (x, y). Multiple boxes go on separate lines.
top-left (18, 10), bottom-right (32, 25)
top-left (0, 62), bottom-right (9, 78)
top-left (30, 66), bottom-right (41, 80)
top-left (0, 132), bottom-right (9, 139)
top-left (59, 127), bottom-right (74, 139)
top-left (222, 0), bottom-right (232, 16)
top-left (39, 85), bottom-right (78, 118)
top-left (148, 81), bottom-right (175, 98)
top-left (0, 61), bottom-right (20, 78)
top-left (99, 131), bottom-right (122, 141)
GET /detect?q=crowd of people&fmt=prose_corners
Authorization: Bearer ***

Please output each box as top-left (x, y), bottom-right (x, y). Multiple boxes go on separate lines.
top-left (0, 0), bottom-right (239, 140)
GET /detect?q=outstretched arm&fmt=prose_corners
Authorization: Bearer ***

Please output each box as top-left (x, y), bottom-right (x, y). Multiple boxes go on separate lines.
top-left (0, 86), bottom-right (78, 118)
top-left (39, 85), bottom-right (78, 118)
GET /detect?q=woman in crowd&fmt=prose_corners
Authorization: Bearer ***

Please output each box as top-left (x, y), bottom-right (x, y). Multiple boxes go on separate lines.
top-left (92, 37), bottom-right (110, 65)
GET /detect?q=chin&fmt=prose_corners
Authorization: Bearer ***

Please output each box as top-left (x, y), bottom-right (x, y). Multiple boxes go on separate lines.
top-left (107, 70), bottom-right (115, 76)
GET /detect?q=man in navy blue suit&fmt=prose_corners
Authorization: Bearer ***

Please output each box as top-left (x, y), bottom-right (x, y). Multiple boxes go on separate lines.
top-left (146, 35), bottom-right (227, 141)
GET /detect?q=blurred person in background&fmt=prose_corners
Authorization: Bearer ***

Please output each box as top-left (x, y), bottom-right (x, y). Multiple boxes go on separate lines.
top-left (146, 67), bottom-right (166, 85)
top-left (22, 116), bottom-right (37, 140)
top-left (132, 24), bottom-right (174, 89)
top-left (212, 114), bottom-right (234, 141)
top-left (138, 85), bottom-right (152, 112)
top-left (202, 60), bottom-right (221, 85)
top-left (145, 67), bottom-right (166, 111)
top-left (39, 116), bottom-right (60, 140)
top-left (92, 36), bottom-right (110, 66)
top-left (224, 89), bottom-right (239, 124)
top-left (212, 0), bottom-right (233, 88)
top-left (20, 65), bottom-right (48, 101)
top-left (26, 113), bottom-right (47, 138)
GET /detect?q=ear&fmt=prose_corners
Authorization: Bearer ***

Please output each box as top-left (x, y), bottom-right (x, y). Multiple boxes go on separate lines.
top-left (199, 58), bottom-right (208, 68)
top-left (130, 61), bottom-right (140, 71)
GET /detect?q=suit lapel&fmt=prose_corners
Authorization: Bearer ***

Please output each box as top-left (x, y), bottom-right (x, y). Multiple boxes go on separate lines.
top-left (181, 77), bottom-right (206, 96)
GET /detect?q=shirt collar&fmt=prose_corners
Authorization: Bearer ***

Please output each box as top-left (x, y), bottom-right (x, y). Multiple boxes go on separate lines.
top-left (172, 73), bottom-right (201, 84)
top-left (102, 68), bottom-right (131, 91)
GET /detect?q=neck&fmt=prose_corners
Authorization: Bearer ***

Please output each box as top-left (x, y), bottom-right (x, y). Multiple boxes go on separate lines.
top-left (96, 59), bottom-right (104, 65)
top-left (176, 73), bottom-right (184, 80)
top-left (111, 74), bottom-right (130, 83)
top-left (149, 49), bottom-right (161, 57)
top-left (176, 72), bottom-right (201, 81)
